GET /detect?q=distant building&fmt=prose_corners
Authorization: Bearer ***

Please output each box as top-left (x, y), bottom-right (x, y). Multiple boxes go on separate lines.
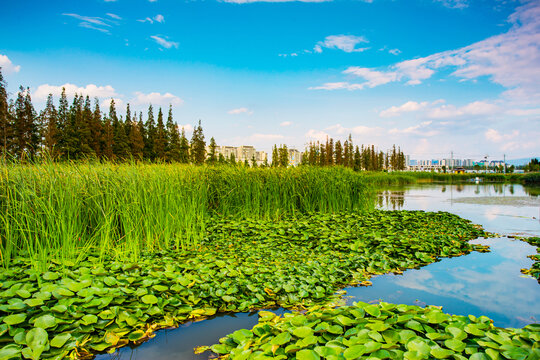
top-left (209, 145), bottom-right (268, 166)
top-left (288, 148), bottom-right (302, 166)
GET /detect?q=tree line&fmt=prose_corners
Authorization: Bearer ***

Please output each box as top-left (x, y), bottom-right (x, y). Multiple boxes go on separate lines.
top-left (0, 69), bottom-right (214, 163)
top-left (298, 136), bottom-right (406, 171)
top-left (1, 68), bottom-right (407, 170)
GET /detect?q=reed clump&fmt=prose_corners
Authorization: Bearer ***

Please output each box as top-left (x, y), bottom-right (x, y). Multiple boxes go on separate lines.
top-left (0, 163), bottom-right (373, 269)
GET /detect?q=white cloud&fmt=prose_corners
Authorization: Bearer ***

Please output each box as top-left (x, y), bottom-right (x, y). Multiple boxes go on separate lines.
top-left (132, 91), bottom-right (183, 106)
top-left (280, 121), bottom-right (292, 126)
top-left (427, 101), bottom-right (500, 119)
top-left (101, 98), bottom-right (125, 111)
top-left (434, 0), bottom-right (468, 9)
top-left (389, 121), bottom-right (439, 137)
top-left (0, 54), bottom-right (21, 74)
top-left (228, 107), bottom-right (253, 115)
top-left (305, 129), bottom-right (329, 143)
top-left (33, 83), bottom-right (117, 100)
top-left (310, 2), bottom-right (540, 100)
top-left (62, 13), bottom-right (114, 33)
top-left (379, 101), bottom-right (429, 118)
top-left (138, 14), bottom-right (165, 24)
top-left (221, 0), bottom-right (331, 3)
top-left (485, 129), bottom-right (519, 143)
top-left (178, 124), bottom-right (194, 133)
top-left (106, 13), bottom-right (122, 20)
top-left (505, 108), bottom-right (540, 116)
top-left (388, 48), bottom-right (401, 55)
top-left (309, 82), bottom-right (365, 91)
top-left (315, 35), bottom-right (369, 53)
top-left (343, 67), bottom-right (398, 88)
top-left (150, 35), bottom-right (178, 49)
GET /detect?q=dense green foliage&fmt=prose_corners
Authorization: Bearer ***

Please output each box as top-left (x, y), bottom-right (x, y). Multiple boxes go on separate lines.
top-left (200, 302), bottom-right (540, 360)
top-left (517, 237), bottom-right (540, 283)
top-left (0, 164), bottom-right (373, 269)
top-left (300, 137), bottom-right (406, 172)
top-left (0, 210), bottom-right (487, 359)
top-left (361, 172), bottom-right (529, 186)
top-left (522, 173), bottom-right (540, 185)
top-left (0, 72), bottom-right (203, 163)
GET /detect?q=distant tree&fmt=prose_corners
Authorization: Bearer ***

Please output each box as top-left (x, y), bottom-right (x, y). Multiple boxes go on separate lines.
top-left (178, 127), bottom-right (190, 163)
top-left (229, 153), bottom-right (236, 165)
top-left (129, 111), bottom-right (144, 159)
top-left (154, 107), bottom-right (167, 160)
top-left (165, 105), bottom-right (181, 162)
top-left (57, 88), bottom-right (69, 158)
top-left (40, 93), bottom-right (59, 158)
top-left (326, 138), bottom-right (334, 166)
top-left (79, 96), bottom-right (94, 157)
top-left (190, 120), bottom-right (206, 164)
top-left (353, 146), bottom-right (361, 171)
top-left (271, 145), bottom-right (279, 167)
top-left (90, 99), bottom-right (103, 158)
top-left (319, 142), bottom-right (326, 167)
top-left (251, 154), bottom-right (257, 168)
top-left (0, 69), bottom-right (11, 156)
top-left (13, 86), bottom-right (38, 159)
top-left (335, 140), bottom-right (343, 165)
top-left (102, 114), bottom-right (114, 160)
top-left (278, 144), bottom-right (288, 167)
top-left (144, 105), bottom-right (156, 160)
top-left (110, 100), bottom-right (130, 159)
top-left (207, 137), bottom-right (217, 164)
top-left (218, 153), bottom-right (226, 164)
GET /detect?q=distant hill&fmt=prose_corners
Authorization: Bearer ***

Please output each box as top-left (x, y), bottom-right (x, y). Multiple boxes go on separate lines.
top-left (507, 157), bottom-right (539, 166)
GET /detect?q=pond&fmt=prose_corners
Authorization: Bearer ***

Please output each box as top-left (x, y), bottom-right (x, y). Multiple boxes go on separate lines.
top-left (96, 183), bottom-right (540, 360)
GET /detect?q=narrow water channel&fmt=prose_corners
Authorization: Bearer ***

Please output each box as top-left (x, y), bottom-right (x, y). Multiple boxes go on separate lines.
top-left (97, 183), bottom-right (540, 360)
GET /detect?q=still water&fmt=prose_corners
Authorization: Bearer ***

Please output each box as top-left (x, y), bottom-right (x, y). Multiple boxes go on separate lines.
top-left (97, 183), bottom-right (540, 360)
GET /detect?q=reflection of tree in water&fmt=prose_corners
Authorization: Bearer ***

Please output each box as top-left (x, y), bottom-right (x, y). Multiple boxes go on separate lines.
top-left (492, 184), bottom-right (503, 194)
top-left (441, 186), bottom-right (446, 193)
top-left (456, 184), bottom-right (464, 192)
top-left (523, 186), bottom-right (540, 197)
top-left (509, 185), bottom-right (514, 195)
top-left (377, 190), bottom-right (405, 210)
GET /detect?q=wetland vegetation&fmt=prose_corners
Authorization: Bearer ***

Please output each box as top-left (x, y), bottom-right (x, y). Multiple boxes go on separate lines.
top-left (0, 164), bottom-right (539, 360)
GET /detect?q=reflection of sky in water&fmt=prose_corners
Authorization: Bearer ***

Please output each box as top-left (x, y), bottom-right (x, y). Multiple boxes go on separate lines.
top-left (363, 183), bottom-right (540, 328)
top-left (99, 184), bottom-right (540, 359)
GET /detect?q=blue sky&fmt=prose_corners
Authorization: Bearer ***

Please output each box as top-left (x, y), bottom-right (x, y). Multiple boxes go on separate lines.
top-left (1, 0), bottom-right (539, 160)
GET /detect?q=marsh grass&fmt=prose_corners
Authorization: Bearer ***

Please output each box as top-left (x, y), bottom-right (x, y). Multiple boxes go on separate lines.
top-left (0, 163), bottom-right (373, 270)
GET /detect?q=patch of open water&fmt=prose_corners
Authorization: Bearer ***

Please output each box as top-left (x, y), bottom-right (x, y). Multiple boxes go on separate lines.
top-left (97, 183), bottom-right (540, 360)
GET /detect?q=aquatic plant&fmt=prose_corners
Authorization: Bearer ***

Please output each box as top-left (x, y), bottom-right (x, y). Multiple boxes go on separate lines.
top-left (0, 210), bottom-right (487, 359)
top-left (518, 237), bottom-right (540, 283)
top-left (0, 163), bottom-right (373, 269)
top-left (198, 301), bottom-right (540, 359)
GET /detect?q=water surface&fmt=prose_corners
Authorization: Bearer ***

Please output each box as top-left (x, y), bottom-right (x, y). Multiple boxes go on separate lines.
top-left (98, 183), bottom-right (540, 360)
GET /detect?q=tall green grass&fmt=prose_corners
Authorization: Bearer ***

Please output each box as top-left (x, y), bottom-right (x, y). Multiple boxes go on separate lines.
top-left (0, 163), bottom-right (373, 269)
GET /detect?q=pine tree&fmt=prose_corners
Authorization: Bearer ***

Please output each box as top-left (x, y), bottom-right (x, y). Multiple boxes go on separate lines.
top-left (144, 105), bottom-right (156, 161)
top-left (57, 88), bottom-right (69, 158)
top-left (229, 153), bottom-right (236, 165)
top-left (207, 137), bottom-right (217, 164)
top-left (90, 99), bottom-right (103, 158)
top-left (279, 145), bottom-right (289, 167)
top-left (129, 111), bottom-right (145, 159)
top-left (354, 146), bottom-right (361, 171)
top-left (79, 96), bottom-right (94, 157)
top-left (40, 93), bottom-right (59, 157)
top-left (165, 105), bottom-right (180, 162)
top-left (326, 138), bottom-right (334, 166)
top-left (63, 94), bottom-right (81, 159)
top-left (102, 114), bottom-right (114, 160)
top-left (190, 120), bottom-right (206, 164)
top-left (251, 154), bottom-right (257, 167)
top-left (178, 127), bottom-right (190, 163)
top-left (0, 69), bottom-right (11, 156)
top-left (13, 86), bottom-right (38, 159)
top-left (111, 100), bottom-right (130, 160)
top-left (154, 107), bottom-right (167, 160)
top-left (271, 145), bottom-right (279, 167)
top-left (319, 142), bottom-right (326, 166)
top-left (335, 140), bottom-right (343, 165)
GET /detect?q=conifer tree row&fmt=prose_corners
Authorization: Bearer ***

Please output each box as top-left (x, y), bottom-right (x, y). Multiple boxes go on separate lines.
top-left (0, 71), bottom-right (206, 163)
top-left (301, 137), bottom-right (406, 171)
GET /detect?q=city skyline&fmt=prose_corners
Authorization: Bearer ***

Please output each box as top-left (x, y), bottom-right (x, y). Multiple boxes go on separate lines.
top-left (1, 0), bottom-right (539, 159)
